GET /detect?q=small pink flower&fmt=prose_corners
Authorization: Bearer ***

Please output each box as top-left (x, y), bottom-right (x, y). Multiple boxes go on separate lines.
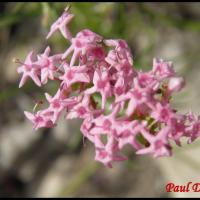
top-left (66, 94), bottom-right (92, 119)
top-left (113, 77), bottom-right (126, 97)
top-left (104, 39), bottom-right (133, 65)
top-left (117, 86), bottom-right (152, 117)
top-left (105, 50), bottom-right (118, 66)
top-left (152, 58), bottom-right (175, 79)
top-left (36, 46), bottom-right (62, 84)
top-left (62, 29), bottom-right (103, 66)
top-left (59, 63), bottom-right (90, 87)
top-left (136, 71), bottom-right (159, 91)
top-left (24, 110), bottom-right (55, 130)
top-left (89, 104), bottom-right (120, 135)
top-left (44, 89), bottom-right (76, 123)
top-left (151, 103), bottom-right (175, 124)
top-left (186, 113), bottom-right (200, 143)
top-left (46, 6), bottom-right (74, 40)
top-left (85, 69), bottom-right (112, 109)
top-left (137, 127), bottom-right (172, 158)
top-left (95, 135), bottom-right (127, 168)
top-left (168, 116), bottom-right (186, 146)
top-left (17, 51), bottom-right (41, 87)
top-left (116, 120), bottom-right (141, 150)
top-left (87, 46), bottom-right (106, 62)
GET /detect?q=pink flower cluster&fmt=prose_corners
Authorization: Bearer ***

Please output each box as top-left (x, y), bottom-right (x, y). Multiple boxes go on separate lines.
top-left (16, 7), bottom-right (200, 167)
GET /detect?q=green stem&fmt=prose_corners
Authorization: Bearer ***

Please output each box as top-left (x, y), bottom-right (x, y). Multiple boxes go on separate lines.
top-left (58, 162), bottom-right (100, 197)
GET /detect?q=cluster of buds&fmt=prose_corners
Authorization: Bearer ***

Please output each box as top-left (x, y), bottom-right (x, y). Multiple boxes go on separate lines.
top-left (16, 6), bottom-right (200, 167)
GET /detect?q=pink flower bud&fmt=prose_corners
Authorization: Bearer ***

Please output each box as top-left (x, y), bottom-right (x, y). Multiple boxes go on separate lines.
top-left (168, 77), bottom-right (185, 93)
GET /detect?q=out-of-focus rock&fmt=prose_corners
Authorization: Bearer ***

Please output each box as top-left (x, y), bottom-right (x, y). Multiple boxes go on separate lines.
top-left (0, 122), bottom-right (40, 169)
top-left (33, 155), bottom-right (77, 197)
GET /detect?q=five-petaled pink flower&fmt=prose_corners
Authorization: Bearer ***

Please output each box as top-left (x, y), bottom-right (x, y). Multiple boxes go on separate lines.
top-left (17, 51), bottom-right (41, 87)
top-left (46, 6), bottom-right (74, 40)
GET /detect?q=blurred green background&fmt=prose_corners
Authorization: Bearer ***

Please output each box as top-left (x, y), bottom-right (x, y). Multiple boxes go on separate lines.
top-left (0, 2), bottom-right (200, 197)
